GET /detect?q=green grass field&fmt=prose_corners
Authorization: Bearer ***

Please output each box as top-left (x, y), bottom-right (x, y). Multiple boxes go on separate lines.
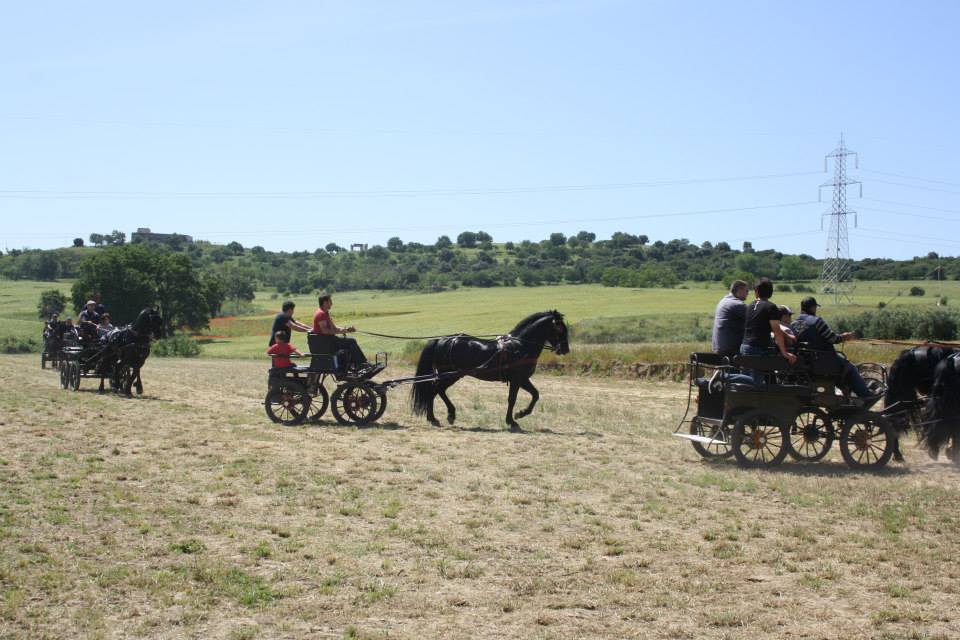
top-left (3, 278), bottom-right (958, 366)
top-left (2, 355), bottom-right (960, 639)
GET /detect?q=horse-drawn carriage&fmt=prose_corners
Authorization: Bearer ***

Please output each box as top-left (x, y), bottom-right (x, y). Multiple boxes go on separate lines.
top-left (265, 310), bottom-right (571, 429)
top-left (41, 323), bottom-right (64, 370)
top-left (264, 333), bottom-right (391, 426)
top-left (675, 350), bottom-right (896, 469)
top-left (48, 309), bottom-right (163, 395)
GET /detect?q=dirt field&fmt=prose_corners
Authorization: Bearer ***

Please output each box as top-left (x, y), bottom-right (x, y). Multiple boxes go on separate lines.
top-left (1, 355), bottom-right (959, 639)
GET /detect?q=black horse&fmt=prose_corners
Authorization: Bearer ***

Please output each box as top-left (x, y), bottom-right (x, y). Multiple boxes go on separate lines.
top-left (97, 308), bottom-right (164, 396)
top-left (411, 310), bottom-right (570, 430)
top-left (884, 345), bottom-right (960, 460)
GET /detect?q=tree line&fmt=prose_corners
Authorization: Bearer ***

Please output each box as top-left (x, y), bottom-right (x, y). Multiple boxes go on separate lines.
top-left (4, 230), bottom-right (957, 328)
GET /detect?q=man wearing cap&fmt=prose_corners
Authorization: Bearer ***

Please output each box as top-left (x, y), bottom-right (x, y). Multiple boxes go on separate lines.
top-left (78, 300), bottom-right (101, 325)
top-left (791, 296), bottom-right (877, 403)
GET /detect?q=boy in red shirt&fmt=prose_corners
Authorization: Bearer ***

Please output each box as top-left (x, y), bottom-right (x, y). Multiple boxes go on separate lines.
top-left (266, 331), bottom-right (302, 371)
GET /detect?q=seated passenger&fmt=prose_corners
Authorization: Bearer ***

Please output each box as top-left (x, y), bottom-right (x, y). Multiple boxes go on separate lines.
top-left (62, 317), bottom-right (79, 341)
top-left (97, 313), bottom-right (115, 340)
top-left (267, 331), bottom-right (302, 373)
top-left (79, 300), bottom-right (101, 325)
top-left (711, 280), bottom-right (748, 358)
top-left (312, 293), bottom-right (369, 371)
top-left (777, 305), bottom-right (797, 348)
top-left (739, 278), bottom-right (797, 385)
top-left (791, 296), bottom-right (879, 404)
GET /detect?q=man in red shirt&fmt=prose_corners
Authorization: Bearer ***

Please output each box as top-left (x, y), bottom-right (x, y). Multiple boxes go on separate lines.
top-left (312, 293), bottom-right (369, 370)
top-left (267, 331), bottom-right (302, 371)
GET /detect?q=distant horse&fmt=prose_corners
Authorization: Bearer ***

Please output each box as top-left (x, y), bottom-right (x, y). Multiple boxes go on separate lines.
top-left (411, 310), bottom-right (570, 430)
top-left (884, 345), bottom-right (960, 460)
top-left (97, 308), bottom-right (164, 396)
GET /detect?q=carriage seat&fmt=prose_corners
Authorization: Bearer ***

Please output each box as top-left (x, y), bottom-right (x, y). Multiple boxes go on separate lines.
top-left (306, 333), bottom-right (342, 373)
top-left (732, 354), bottom-right (796, 373)
top-left (796, 349), bottom-right (847, 378)
top-left (689, 352), bottom-right (730, 367)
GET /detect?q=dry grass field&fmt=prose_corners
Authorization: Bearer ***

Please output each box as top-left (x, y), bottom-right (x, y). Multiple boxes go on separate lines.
top-left (1, 355), bottom-right (959, 639)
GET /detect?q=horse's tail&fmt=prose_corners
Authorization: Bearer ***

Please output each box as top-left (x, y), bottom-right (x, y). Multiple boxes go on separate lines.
top-left (411, 340), bottom-right (438, 416)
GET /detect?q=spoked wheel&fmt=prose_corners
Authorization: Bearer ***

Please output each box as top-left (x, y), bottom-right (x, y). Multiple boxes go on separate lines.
top-left (732, 410), bottom-right (789, 468)
top-left (58, 360), bottom-right (68, 390)
top-left (264, 387), bottom-right (311, 426)
top-left (306, 384), bottom-right (331, 424)
top-left (117, 366), bottom-right (135, 395)
top-left (69, 362), bottom-right (81, 391)
top-left (371, 385), bottom-right (388, 422)
top-left (857, 363), bottom-right (887, 397)
top-left (788, 408), bottom-right (834, 462)
top-left (689, 416), bottom-right (734, 459)
top-left (839, 414), bottom-right (894, 470)
top-left (331, 383), bottom-right (379, 426)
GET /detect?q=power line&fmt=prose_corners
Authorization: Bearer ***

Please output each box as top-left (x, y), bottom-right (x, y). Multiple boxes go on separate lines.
top-left (868, 178), bottom-right (960, 196)
top-left (856, 227), bottom-right (960, 246)
top-left (0, 200), bottom-right (819, 240)
top-left (0, 171), bottom-right (821, 200)
top-left (858, 206), bottom-right (958, 223)
top-left (862, 197), bottom-right (960, 215)
top-left (860, 168), bottom-right (960, 188)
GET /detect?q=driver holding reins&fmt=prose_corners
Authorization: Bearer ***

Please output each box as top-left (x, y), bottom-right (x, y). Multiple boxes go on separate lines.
top-left (312, 292), bottom-right (373, 373)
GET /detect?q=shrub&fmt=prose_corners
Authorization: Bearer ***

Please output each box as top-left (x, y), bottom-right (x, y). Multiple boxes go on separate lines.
top-left (1, 336), bottom-right (40, 354)
top-left (793, 284), bottom-right (815, 293)
top-left (779, 283), bottom-right (793, 292)
top-left (152, 335), bottom-right (202, 357)
top-left (832, 308), bottom-right (959, 341)
top-left (909, 286), bottom-right (925, 297)
top-left (37, 289), bottom-right (67, 319)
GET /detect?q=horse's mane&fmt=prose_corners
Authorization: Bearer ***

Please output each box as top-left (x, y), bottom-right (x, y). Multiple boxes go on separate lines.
top-left (885, 345), bottom-right (960, 405)
top-left (509, 310), bottom-right (561, 335)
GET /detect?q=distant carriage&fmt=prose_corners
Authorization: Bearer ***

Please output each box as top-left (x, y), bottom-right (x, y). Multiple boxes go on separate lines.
top-left (54, 309), bottom-right (163, 396)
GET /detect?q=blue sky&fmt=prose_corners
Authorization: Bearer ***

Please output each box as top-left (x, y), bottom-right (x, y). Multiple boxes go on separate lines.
top-left (1, 1), bottom-right (958, 259)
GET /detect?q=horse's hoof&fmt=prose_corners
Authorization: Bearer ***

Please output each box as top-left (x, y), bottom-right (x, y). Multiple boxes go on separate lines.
top-left (429, 419), bottom-right (441, 428)
top-left (893, 452), bottom-right (905, 463)
top-left (447, 414), bottom-right (456, 425)
top-left (508, 423), bottom-right (522, 432)
top-left (515, 410), bottom-right (529, 419)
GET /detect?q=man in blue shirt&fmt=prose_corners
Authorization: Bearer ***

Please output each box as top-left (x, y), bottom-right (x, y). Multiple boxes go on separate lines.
top-left (711, 280), bottom-right (748, 357)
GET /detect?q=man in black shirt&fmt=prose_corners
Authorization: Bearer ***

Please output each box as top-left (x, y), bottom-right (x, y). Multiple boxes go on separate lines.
top-left (269, 300), bottom-right (311, 346)
top-left (739, 278), bottom-right (796, 384)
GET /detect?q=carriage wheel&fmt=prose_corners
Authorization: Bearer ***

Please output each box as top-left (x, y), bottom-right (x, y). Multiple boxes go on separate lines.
top-left (371, 386), bottom-right (388, 422)
top-left (264, 388), bottom-right (310, 426)
top-left (839, 414), bottom-right (894, 470)
top-left (306, 384), bottom-right (331, 424)
top-left (857, 363), bottom-right (887, 397)
top-left (732, 411), bottom-right (789, 468)
top-left (69, 362), bottom-right (81, 391)
top-left (787, 408), bottom-right (834, 462)
top-left (58, 360), bottom-right (68, 390)
top-left (331, 383), bottom-right (378, 426)
top-left (117, 366), bottom-right (135, 395)
top-left (689, 416), bottom-right (733, 459)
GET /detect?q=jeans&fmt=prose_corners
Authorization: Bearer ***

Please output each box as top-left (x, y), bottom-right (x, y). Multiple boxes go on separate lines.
top-left (739, 343), bottom-right (769, 386)
top-left (843, 359), bottom-right (871, 397)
